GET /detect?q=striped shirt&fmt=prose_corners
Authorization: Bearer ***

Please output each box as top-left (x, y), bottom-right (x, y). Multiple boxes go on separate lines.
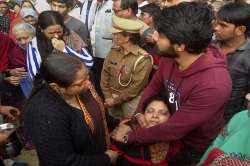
top-left (27, 37), bottom-right (93, 79)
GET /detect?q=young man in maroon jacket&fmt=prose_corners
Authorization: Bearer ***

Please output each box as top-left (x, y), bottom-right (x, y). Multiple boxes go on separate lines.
top-left (111, 2), bottom-right (232, 165)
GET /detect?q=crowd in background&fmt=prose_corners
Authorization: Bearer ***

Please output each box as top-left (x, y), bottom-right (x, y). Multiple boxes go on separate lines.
top-left (1, 0), bottom-right (250, 166)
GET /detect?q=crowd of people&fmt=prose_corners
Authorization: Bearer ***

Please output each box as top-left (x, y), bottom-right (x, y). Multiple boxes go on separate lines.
top-left (1, 0), bottom-right (250, 165)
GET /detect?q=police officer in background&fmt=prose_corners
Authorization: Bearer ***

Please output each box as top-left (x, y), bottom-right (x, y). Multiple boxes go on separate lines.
top-left (101, 15), bottom-right (152, 119)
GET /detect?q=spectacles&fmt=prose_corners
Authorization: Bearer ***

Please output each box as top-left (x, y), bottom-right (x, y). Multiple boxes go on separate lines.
top-left (70, 74), bottom-right (90, 87)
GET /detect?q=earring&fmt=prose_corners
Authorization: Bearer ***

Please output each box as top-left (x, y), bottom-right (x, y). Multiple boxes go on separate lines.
top-left (57, 88), bottom-right (64, 96)
top-left (52, 85), bottom-right (62, 95)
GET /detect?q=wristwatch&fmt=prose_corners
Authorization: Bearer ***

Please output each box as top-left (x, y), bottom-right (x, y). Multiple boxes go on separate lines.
top-left (123, 134), bottom-right (128, 144)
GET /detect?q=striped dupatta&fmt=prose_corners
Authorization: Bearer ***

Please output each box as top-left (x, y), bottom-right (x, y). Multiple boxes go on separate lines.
top-left (27, 33), bottom-right (93, 79)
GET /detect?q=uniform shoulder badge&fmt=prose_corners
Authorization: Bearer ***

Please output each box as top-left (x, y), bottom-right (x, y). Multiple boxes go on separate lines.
top-left (138, 48), bottom-right (149, 57)
top-left (137, 49), bottom-right (154, 65)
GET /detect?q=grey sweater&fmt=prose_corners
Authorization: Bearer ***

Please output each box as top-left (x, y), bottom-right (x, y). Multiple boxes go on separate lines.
top-left (224, 38), bottom-right (250, 123)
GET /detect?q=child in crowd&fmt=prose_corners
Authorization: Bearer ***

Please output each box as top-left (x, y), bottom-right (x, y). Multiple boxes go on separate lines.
top-left (111, 95), bottom-right (182, 166)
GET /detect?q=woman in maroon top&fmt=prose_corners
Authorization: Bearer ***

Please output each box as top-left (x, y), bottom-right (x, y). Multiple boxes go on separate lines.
top-left (111, 95), bottom-right (182, 166)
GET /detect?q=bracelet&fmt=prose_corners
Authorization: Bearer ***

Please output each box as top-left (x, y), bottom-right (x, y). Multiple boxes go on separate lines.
top-left (134, 113), bottom-right (142, 117)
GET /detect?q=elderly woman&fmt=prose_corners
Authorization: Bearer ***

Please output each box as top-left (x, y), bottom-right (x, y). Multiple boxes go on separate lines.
top-left (12, 22), bottom-right (35, 50)
top-left (1, 22), bottom-right (35, 106)
top-left (5, 22), bottom-right (34, 92)
top-left (25, 54), bottom-right (119, 166)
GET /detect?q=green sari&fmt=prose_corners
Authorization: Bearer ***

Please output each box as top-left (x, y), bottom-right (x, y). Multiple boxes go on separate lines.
top-left (200, 110), bottom-right (250, 163)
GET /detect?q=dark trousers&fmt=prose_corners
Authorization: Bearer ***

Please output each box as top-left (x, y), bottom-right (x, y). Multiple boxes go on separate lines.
top-left (0, 160), bottom-right (4, 166)
top-left (169, 145), bottom-right (203, 166)
top-left (92, 57), bottom-right (105, 99)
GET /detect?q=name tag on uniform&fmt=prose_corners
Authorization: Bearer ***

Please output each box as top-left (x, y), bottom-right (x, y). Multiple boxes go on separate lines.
top-left (105, 9), bottom-right (112, 13)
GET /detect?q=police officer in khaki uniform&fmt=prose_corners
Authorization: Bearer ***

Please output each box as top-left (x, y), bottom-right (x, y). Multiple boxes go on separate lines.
top-left (101, 15), bottom-right (153, 119)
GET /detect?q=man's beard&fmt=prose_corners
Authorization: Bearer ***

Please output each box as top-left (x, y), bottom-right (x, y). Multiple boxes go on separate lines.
top-left (214, 34), bottom-right (224, 42)
top-left (155, 45), bottom-right (179, 58)
top-left (214, 32), bottom-right (234, 43)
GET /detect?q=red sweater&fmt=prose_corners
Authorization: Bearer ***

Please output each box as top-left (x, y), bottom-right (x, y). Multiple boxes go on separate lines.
top-left (128, 44), bottom-right (232, 155)
top-left (0, 33), bottom-right (13, 72)
top-left (0, 33), bottom-right (26, 72)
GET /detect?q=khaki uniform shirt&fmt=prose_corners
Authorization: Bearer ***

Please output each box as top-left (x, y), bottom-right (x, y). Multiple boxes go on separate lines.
top-left (101, 45), bottom-right (153, 105)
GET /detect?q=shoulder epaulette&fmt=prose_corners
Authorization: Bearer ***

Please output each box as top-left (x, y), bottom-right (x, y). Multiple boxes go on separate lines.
top-left (138, 48), bottom-right (149, 56)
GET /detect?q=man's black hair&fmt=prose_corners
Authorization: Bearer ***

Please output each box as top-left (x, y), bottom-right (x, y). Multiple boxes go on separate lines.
top-left (140, 3), bottom-right (161, 21)
top-left (217, 2), bottom-right (250, 33)
top-left (52, 0), bottom-right (74, 8)
top-left (120, 0), bottom-right (138, 16)
top-left (155, 2), bottom-right (214, 54)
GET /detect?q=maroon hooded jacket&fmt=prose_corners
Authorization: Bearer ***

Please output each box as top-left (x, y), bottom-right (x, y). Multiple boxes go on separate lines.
top-left (128, 44), bottom-right (232, 156)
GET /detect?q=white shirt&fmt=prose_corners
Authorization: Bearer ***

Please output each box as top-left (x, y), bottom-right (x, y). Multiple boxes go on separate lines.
top-left (90, 0), bottom-right (113, 59)
top-left (137, 1), bottom-right (149, 17)
top-left (33, 0), bottom-right (51, 13)
top-left (80, 0), bottom-right (99, 31)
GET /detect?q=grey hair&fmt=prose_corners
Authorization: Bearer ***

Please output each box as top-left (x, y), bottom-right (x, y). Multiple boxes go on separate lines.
top-left (12, 22), bottom-right (35, 35)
